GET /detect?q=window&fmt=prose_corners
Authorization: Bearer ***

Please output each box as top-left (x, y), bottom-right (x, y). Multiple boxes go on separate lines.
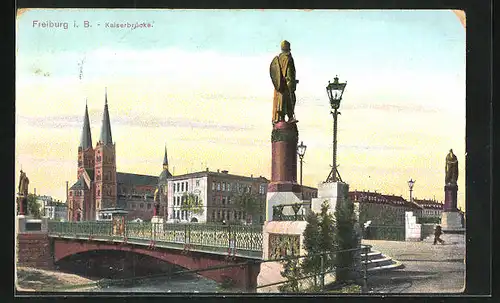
top-left (212, 181), bottom-right (216, 190)
top-left (147, 203), bottom-right (152, 209)
top-left (196, 180), bottom-right (200, 187)
top-left (186, 182), bottom-right (188, 191)
top-left (217, 183), bottom-right (221, 191)
top-left (212, 210), bottom-right (216, 220)
top-left (97, 190), bottom-right (100, 197)
top-left (227, 197), bottom-right (231, 205)
top-left (140, 203), bottom-right (144, 209)
top-left (222, 197), bottom-right (226, 205)
top-left (234, 212), bottom-right (237, 220)
top-left (181, 183), bottom-right (184, 192)
top-left (222, 182), bottom-right (226, 191)
top-left (69, 192), bottom-right (72, 196)
top-left (217, 210), bottom-right (221, 220)
top-left (227, 183), bottom-right (231, 192)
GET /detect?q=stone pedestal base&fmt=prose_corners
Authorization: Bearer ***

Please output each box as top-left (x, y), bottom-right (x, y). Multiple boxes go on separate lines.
top-left (311, 181), bottom-right (349, 214)
top-left (441, 211), bottom-right (464, 232)
top-left (265, 190), bottom-right (301, 222)
top-left (444, 184), bottom-right (458, 211)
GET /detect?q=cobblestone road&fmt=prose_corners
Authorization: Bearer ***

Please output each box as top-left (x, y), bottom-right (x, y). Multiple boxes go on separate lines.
top-left (362, 239), bottom-right (465, 293)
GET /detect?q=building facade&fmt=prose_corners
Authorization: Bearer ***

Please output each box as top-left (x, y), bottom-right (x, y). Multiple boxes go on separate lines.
top-left (413, 198), bottom-right (443, 219)
top-left (166, 170), bottom-right (269, 224)
top-left (67, 92), bottom-right (161, 222)
top-left (349, 190), bottom-right (423, 226)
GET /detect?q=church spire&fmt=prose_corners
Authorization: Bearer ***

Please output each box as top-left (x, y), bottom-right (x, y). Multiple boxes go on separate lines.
top-left (79, 100), bottom-right (92, 149)
top-left (99, 88), bottom-right (113, 145)
top-left (163, 145), bottom-right (169, 170)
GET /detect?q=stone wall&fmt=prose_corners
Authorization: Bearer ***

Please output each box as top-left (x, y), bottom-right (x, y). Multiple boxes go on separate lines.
top-left (17, 233), bottom-right (54, 269)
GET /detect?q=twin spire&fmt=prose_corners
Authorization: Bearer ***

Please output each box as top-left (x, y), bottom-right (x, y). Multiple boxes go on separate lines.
top-left (79, 88), bottom-right (113, 149)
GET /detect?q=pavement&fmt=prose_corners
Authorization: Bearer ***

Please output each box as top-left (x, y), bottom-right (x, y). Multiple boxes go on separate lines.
top-left (361, 238), bottom-right (465, 294)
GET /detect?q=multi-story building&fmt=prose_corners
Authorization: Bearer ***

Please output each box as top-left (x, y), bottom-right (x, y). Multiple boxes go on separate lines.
top-left (67, 91), bottom-right (161, 222)
top-left (167, 170), bottom-right (269, 224)
top-left (35, 195), bottom-right (66, 220)
top-left (349, 190), bottom-right (422, 226)
top-left (43, 200), bottom-right (68, 221)
top-left (413, 198), bottom-right (443, 219)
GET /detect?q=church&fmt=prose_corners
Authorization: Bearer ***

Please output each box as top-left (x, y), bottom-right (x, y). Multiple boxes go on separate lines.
top-left (66, 91), bottom-right (171, 222)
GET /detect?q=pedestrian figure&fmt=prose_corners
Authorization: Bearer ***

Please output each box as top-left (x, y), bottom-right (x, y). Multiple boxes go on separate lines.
top-left (433, 225), bottom-right (445, 245)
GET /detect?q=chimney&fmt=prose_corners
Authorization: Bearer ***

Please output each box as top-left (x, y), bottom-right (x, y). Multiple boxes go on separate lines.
top-left (217, 169), bottom-right (220, 173)
top-left (34, 188), bottom-right (36, 195)
top-left (251, 174), bottom-right (253, 178)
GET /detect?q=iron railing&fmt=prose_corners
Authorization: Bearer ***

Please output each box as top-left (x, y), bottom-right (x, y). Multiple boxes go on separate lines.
top-left (47, 221), bottom-right (263, 259)
top-left (272, 203), bottom-right (310, 221)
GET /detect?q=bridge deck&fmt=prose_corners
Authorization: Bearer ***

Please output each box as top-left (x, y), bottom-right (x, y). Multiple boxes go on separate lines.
top-left (48, 221), bottom-right (263, 259)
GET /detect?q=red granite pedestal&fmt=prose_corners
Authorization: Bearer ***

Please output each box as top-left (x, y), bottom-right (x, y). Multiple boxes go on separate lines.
top-left (441, 183), bottom-right (464, 232)
top-left (266, 121), bottom-right (301, 221)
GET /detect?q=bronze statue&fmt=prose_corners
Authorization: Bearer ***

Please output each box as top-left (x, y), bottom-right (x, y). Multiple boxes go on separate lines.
top-left (18, 170), bottom-right (29, 196)
top-left (445, 149), bottom-right (459, 184)
top-left (270, 40), bottom-right (298, 124)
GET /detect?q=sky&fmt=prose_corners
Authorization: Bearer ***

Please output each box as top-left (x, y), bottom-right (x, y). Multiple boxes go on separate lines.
top-left (15, 9), bottom-right (466, 210)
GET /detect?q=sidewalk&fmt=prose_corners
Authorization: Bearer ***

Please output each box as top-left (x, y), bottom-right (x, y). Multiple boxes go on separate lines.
top-left (361, 239), bottom-right (465, 293)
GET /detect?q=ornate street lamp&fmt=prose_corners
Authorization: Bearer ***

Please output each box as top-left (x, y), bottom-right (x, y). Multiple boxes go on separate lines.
top-left (297, 141), bottom-right (307, 199)
top-left (408, 178), bottom-right (416, 203)
top-left (325, 76), bottom-right (347, 183)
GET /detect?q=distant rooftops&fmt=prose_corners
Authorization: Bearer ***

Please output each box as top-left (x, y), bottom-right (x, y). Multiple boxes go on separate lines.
top-left (167, 169), bottom-right (269, 182)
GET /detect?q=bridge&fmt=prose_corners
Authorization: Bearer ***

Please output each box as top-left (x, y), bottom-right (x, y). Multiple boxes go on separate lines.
top-left (19, 220), bottom-right (263, 290)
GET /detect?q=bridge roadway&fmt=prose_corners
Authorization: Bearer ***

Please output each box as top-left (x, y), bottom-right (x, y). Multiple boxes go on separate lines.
top-left (48, 221), bottom-right (263, 259)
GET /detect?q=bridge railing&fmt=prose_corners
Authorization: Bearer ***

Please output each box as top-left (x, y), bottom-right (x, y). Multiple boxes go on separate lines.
top-left (48, 221), bottom-right (263, 258)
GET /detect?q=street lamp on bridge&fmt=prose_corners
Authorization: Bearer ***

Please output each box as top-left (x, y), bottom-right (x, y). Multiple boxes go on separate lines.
top-left (408, 178), bottom-right (416, 203)
top-left (325, 75), bottom-right (347, 183)
top-left (297, 141), bottom-right (307, 199)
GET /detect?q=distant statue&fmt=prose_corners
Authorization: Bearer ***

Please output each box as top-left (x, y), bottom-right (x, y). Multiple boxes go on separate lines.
top-left (153, 187), bottom-right (160, 216)
top-left (18, 170), bottom-right (29, 196)
top-left (270, 40), bottom-right (298, 124)
top-left (445, 149), bottom-right (459, 185)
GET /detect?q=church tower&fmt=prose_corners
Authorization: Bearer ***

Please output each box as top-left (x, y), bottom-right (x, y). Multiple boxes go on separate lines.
top-left (77, 101), bottom-right (94, 179)
top-left (94, 88), bottom-right (117, 219)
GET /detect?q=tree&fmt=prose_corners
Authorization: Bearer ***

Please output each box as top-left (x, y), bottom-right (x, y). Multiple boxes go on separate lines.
top-left (180, 192), bottom-right (203, 221)
top-left (278, 256), bottom-right (302, 293)
top-left (318, 200), bottom-right (336, 270)
top-left (334, 199), bottom-right (357, 282)
top-left (301, 211), bottom-right (322, 287)
top-left (27, 194), bottom-right (41, 218)
top-left (233, 191), bottom-right (264, 223)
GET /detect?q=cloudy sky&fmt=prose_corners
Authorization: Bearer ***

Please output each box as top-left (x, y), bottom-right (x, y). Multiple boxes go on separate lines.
top-left (16, 9), bottom-right (465, 209)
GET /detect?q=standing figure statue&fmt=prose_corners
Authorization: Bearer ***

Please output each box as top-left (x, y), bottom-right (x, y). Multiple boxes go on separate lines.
top-left (445, 149), bottom-right (459, 185)
top-left (18, 170), bottom-right (29, 196)
top-left (270, 40), bottom-right (298, 124)
top-left (153, 187), bottom-right (160, 216)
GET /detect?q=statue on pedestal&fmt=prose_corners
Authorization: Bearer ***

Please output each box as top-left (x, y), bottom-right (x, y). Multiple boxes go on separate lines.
top-left (17, 170), bottom-right (29, 215)
top-left (153, 187), bottom-right (160, 216)
top-left (270, 40), bottom-right (298, 124)
top-left (445, 149), bottom-right (459, 185)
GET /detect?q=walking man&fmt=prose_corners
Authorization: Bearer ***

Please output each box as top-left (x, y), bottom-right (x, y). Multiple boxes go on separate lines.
top-left (433, 225), bottom-right (445, 245)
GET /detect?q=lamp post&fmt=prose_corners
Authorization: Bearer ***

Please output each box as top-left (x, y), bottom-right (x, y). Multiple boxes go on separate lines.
top-left (297, 141), bottom-right (307, 199)
top-left (408, 178), bottom-right (415, 203)
top-left (325, 76), bottom-right (347, 183)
